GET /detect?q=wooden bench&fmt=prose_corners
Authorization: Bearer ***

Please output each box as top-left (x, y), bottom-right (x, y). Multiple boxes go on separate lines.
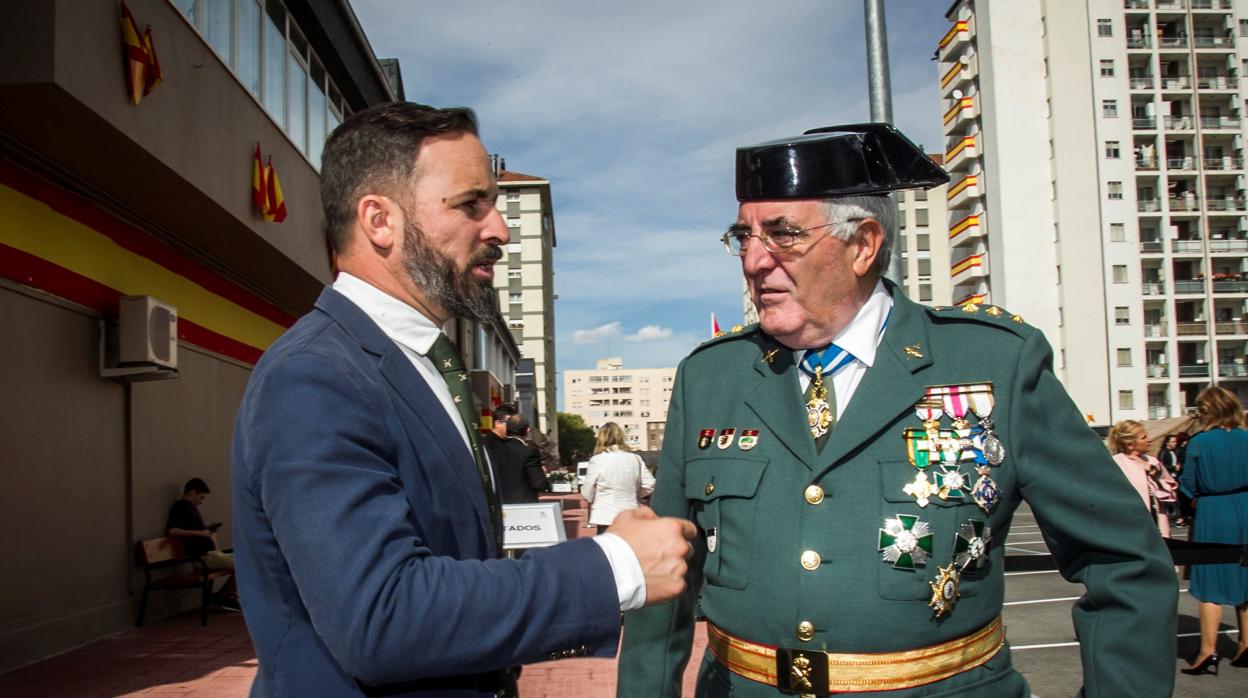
top-left (134, 536), bottom-right (231, 627)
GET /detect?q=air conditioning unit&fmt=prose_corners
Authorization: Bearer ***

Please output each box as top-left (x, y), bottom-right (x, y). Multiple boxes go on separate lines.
top-left (118, 295), bottom-right (178, 369)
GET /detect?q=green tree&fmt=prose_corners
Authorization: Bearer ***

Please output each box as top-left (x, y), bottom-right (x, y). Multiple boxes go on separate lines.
top-left (557, 412), bottom-right (596, 467)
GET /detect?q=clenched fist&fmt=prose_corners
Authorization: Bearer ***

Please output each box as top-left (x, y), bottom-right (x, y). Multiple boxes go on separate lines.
top-left (608, 506), bottom-right (697, 605)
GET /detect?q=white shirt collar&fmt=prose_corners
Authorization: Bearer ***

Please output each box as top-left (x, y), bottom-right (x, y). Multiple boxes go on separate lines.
top-left (331, 272), bottom-right (445, 355)
top-left (796, 279), bottom-right (892, 368)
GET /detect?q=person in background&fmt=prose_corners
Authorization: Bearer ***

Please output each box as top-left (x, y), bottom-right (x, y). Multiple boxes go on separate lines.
top-left (166, 477), bottom-right (239, 611)
top-left (1179, 386), bottom-right (1248, 675)
top-left (492, 413), bottom-right (550, 504)
top-left (1109, 420), bottom-right (1178, 538)
top-left (1158, 434), bottom-right (1186, 525)
top-left (581, 422), bottom-right (656, 534)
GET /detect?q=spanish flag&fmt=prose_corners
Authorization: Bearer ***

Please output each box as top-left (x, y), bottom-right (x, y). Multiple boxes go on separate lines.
top-left (252, 144), bottom-right (267, 214)
top-left (265, 156), bottom-right (288, 223)
top-left (142, 25), bottom-right (163, 96)
top-left (120, 2), bottom-right (147, 105)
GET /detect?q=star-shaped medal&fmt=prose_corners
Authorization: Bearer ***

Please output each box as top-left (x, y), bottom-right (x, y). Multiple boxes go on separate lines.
top-left (878, 514), bottom-right (933, 570)
top-left (929, 563), bottom-right (961, 618)
top-left (903, 472), bottom-right (937, 508)
top-left (953, 519), bottom-right (992, 571)
top-left (934, 466), bottom-right (968, 501)
top-left (971, 469), bottom-right (1000, 513)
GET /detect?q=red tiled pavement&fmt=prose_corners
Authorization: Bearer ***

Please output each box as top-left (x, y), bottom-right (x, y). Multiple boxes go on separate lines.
top-left (0, 609), bottom-right (708, 697)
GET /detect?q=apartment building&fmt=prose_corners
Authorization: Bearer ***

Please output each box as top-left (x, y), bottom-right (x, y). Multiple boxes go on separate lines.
top-left (937, 0), bottom-right (1248, 422)
top-left (563, 358), bottom-right (678, 451)
top-left (899, 160), bottom-right (954, 306)
top-left (493, 168), bottom-right (558, 441)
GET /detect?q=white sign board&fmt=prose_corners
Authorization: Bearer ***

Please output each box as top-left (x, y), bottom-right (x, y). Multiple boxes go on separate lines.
top-left (502, 501), bottom-right (567, 549)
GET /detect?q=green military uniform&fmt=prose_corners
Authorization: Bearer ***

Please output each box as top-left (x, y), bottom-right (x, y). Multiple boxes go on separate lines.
top-left (617, 285), bottom-right (1177, 696)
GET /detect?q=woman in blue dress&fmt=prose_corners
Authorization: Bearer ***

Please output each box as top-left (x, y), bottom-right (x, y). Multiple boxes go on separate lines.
top-left (1180, 386), bottom-right (1248, 675)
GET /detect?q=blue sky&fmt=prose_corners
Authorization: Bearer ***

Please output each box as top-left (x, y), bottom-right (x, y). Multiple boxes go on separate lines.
top-left (351, 1), bottom-right (950, 400)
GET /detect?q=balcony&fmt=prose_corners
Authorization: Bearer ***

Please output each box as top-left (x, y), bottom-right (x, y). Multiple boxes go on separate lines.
top-left (1213, 279), bottom-right (1248, 293)
top-left (1203, 156), bottom-right (1243, 171)
top-left (1177, 320), bottom-right (1208, 334)
top-left (1149, 406), bottom-right (1172, 420)
top-left (1125, 0), bottom-right (1150, 7)
top-left (939, 20), bottom-right (973, 61)
top-left (1179, 363), bottom-right (1211, 377)
top-left (1160, 76), bottom-right (1191, 89)
top-left (1219, 363), bottom-right (1248, 377)
top-left (1207, 197), bottom-right (1248, 211)
top-left (1133, 116), bottom-right (1157, 130)
top-left (1142, 281), bottom-right (1167, 295)
top-left (1136, 156), bottom-right (1159, 170)
top-left (1147, 364), bottom-right (1170, 378)
top-left (1156, 0), bottom-right (1187, 8)
top-left (1201, 116), bottom-right (1239, 130)
top-left (1196, 75), bottom-right (1235, 89)
top-left (1172, 239), bottom-right (1203, 253)
top-left (1174, 280), bottom-right (1206, 294)
top-left (1167, 155), bottom-right (1197, 170)
top-left (1128, 36), bottom-right (1152, 49)
top-left (1164, 116), bottom-right (1194, 130)
top-left (943, 96), bottom-right (977, 133)
top-left (1145, 323), bottom-right (1169, 337)
top-left (948, 212), bottom-right (984, 247)
top-left (951, 253), bottom-right (989, 284)
top-left (1138, 198), bottom-right (1162, 212)
top-left (944, 135), bottom-right (978, 172)
top-left (947, 174), bottom-right (982, 208)
top-left (1191, 0), bottom-right (1234, 8)
top-left (1168, 195), bottom-right (1201, 211)
top-left (1158, 36), bottom-right (1190, 50)
top-left (1194, 36), bottom-right (1236, 50)
top-left (1130, 77), bottom-right (1155, 90)
top-left (940, 55), bottom-right (978, 93)
top-left (1141, 240), bottom-right (1164, 253)
top-left (1215, 320), bottom-right (1248, 334)
top-left (1210, 239), bottom-right (1248, 252)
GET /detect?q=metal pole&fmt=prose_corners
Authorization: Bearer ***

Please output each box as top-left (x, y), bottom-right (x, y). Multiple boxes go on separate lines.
top-left (864, 0), bottom-right (904, 292)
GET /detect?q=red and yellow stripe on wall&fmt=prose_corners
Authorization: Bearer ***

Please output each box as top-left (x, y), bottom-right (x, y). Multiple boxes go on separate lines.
top-left (0, 160), bottom-right (295, 365)
top-left (951, 254), bottom-right (984, 277)
top-left (939, 21), bottom-right (970, 51)
top-left (948, 213), bottom-right (981, 241)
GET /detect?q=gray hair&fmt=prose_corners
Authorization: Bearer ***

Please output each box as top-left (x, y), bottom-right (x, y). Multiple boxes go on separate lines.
top-left (819, 195), bottom-right (898, 277)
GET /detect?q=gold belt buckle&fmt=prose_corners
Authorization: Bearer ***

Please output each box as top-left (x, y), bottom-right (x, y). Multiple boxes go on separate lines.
top-left (775, 647), bottom-right (828, 696)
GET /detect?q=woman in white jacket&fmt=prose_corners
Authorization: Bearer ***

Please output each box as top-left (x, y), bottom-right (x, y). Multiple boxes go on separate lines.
top-left (581, 422), bottom-right (656, 532)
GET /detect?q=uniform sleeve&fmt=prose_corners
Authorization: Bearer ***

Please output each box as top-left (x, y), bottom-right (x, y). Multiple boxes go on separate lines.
top-left (236, 353), bottom-right (621, 685)
top-left (1009, 332), bottom-right (1177, 697)
top-left (617, 362), bottom-right (703, 698)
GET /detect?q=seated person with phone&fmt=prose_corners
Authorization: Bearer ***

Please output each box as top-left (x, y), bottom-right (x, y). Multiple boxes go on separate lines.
top-left (166, 477), bottom-right (239, 611)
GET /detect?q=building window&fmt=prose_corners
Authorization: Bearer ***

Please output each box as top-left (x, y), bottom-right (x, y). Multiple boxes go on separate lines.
top-left (509, 292), bottom-right (522, 304)
top-left (508, 268), bottom-right (522, 279)
top-left (1097, 19), bottom-right (1113, 37)
top-left (919, 284), bottom-right (933, 302)
top-left (915, 208), bottom-right (929, 227)
top-left (1113, 264), bottom-right (1128, 283)
top-left (916, 234), bottom-right (931, 252)
top-left (1115, 306), bottom-right (1130, 325)
top-left (1240, 19), bottom-right (1248, 37)
top-left (1100, 59), bottom-right (1115, 77)
top-left (915, 188), bottom-right (928, 201)
top-left (917, 258), bottom-right (932, 277)
top-left (1117, 348), bottom-right (1132, 366)
top-left (1105, 141), bottom-right (1120, 159)
top-left (506, 190), bottom-right (520, 202)
top-left (1119, 390), bottom-right (1135, 410)
top-left (1110, 223), bottom-right (1126, 241)
top-left (507, 320), bottom-right (524, 331)
top-left (1107, 181), bottom-right (1123, 200)
top-left (1102, 99), bottom-right (1118, 118)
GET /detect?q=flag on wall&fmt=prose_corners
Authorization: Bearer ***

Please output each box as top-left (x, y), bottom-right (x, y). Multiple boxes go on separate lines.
top-left (119, 2), bottom-right (162, 105)
top-left (264, 156), bottom-right (288, 223)
top-left (252, 144), bottom-right (267, 212)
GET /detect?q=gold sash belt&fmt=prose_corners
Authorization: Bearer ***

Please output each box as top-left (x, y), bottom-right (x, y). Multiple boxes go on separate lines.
top-left (706, 615), bottom-right (1004, 694)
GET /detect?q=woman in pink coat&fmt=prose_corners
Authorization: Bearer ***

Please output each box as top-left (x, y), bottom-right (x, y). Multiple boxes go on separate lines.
top-left (1109, 419), bottom-right (1178, 538)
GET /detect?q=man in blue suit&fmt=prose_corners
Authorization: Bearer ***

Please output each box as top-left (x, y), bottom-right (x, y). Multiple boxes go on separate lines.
top-left (232, 102), bottom-right (696, 697)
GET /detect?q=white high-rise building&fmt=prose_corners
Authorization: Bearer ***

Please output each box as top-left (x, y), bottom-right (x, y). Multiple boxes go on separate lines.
top-left (899, 161), bottom-right (954, 306)
top-left (937, 0), bottom-right (1248, 424)
top-left (563, 358), bottom-right (678, 451)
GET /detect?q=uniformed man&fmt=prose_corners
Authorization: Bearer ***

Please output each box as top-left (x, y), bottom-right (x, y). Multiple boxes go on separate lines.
top-left (617, 124), bottom-right (1178, 696)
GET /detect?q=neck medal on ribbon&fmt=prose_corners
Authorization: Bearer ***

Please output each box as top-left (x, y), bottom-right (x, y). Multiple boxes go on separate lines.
top-left (806, 365), bottom-right (833, 440)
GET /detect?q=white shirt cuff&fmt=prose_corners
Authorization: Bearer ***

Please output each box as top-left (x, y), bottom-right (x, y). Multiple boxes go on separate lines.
top-left (590, 532), bottom-right (647, 611)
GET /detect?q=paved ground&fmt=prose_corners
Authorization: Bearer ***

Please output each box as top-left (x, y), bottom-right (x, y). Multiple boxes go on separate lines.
top-left (1, 506), bottom-right (1244, 696)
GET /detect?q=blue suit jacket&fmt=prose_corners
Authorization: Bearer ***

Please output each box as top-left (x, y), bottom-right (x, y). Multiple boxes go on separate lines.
top-left (232, 288), bottom-right (621, 697)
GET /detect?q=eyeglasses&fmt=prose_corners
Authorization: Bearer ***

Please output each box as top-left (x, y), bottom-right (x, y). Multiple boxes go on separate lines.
top-left (721, 218), bottom-right (863, 257)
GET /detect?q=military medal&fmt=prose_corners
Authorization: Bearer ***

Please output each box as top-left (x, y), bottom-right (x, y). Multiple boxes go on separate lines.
top-left (940, 386), bottom-right (972, 430)
top-left (738, 429), bottom-right (759, 451)
top-left (914, 395), bottom-right (943, 434)
top-left (903, 471), bottom-right (937, 508)
top-left (966, 385), bottom-right (1005, 465)
top-left (971, 469), bottom-right (1000, 513)
top-left (806, 366), bottom-right (833, 440)
top-left (934, 466), bottom-right (968, 501)
top-left (716, 428), bottom-right (735, 449)
top-left (878, 514), bottom-right (933, 570)
top-left (697, 429), bottom-right (715, 449)
top-left (954, 519), bottom-right (992, 570)
top-left (928, 564), bottom-right (961, 618)
top-left (903, 428), bottom-right (933, 470)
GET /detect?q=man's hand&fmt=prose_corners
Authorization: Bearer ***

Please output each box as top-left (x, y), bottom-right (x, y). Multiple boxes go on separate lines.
top-left (608, 506), bottom-right (697, 605)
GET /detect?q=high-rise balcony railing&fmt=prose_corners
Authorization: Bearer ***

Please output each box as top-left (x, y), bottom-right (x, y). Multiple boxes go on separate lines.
top-left (1133, 117), bottom-right (1157, 130)
top-left (1207, 197), bottom-right (1248, 211)
top-left (1210, 239), bottom-right (1248, 252)
top-left (1174, 280), bottom-right (1206, 293)
top-left (1219, 363), bottom-right (1248, 377)
top-left (1156, 0), bottom-right (1186, 8)
top-left (1204, 157), bottom-right (1244, 171)
top-left (1160, 76), bottom-right (1191, 89)
top-left (1145, 323), bottom-right (1168, 337)
top-left (1191, 0), bottom-right (1233, 8)
top-left (1147, 364), bottom-right (1170, 378)
top-left (1141, 240), bottom-right (1164, 253)
top-left (1201, 116), bottom-right (1238, 129)
top-left (1158, 36), bottom-right (1189, 49)
top-left (1213, 279), bottom-right (1248, 293)
top-left (1125, 0), bottom-right (1149, 7)
top-left (1128, 36), bottom-right (1152, 49)
top-left (1142, 281), bottom-right (1167, 295)
top-left (1164, 116), bottom-right (1194, 130)
top-left (1169, 195), bottom-right (1201, 211)
top-left (1138, 198), bottom-right (1162, 212)
top-left (1193, 36), bottom-right (1236, 49)
top-left (1167, 155), bottom-right (1197, 169)
top-left (1149, 406), bottom-right (1172, 420)
top-left (1179, 364), bottom-right (1211, 377)
top-left (1130, 77), bottom-right (1155, 89)
top-left (1177, 321), bottom-right (1208, 334)
top-left (1197, 76), bottom-right (1234, 89)
top-left (1136, 157), bottom-right (1159, 169)
top-left (1215, 320), bottom-right (1248, 334)
top-left (1173, 239), bottom-right (1204, 253)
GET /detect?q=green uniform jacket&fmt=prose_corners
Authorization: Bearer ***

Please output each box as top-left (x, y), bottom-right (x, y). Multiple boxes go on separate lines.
top-left (617, 286), bottom-right (1176, 697)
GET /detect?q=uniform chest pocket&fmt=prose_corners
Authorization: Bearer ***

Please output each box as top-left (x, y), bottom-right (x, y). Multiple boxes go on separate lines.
top-left (877, 460), bottom-right (989, 601)
top-left (685, 457), bottom-right (769, 590)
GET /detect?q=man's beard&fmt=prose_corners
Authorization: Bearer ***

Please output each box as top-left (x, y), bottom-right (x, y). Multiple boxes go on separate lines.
top-left (401, 220), bottom-right (502, 323)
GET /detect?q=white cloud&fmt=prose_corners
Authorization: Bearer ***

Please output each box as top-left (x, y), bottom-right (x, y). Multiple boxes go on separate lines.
top-left (572, 321), bottom-right (623, 345)
top-left (627, 325), bottom-right (673, 343)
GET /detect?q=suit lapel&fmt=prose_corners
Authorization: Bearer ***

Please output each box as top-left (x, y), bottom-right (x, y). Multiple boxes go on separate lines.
top-left (315, 288), bottom-right (494, 541)
top-left (745, 337), bottom-right (819, 470)
top-left (819, 288), bottom-right (933, 470)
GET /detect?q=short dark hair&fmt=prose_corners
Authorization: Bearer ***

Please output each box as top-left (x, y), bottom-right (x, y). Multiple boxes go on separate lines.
top-left (184, 478), bottom-right (210, 495)
top-left (319, 102), bottom-right (479, 253)
top-left (505, 413), bottom-right (530, 437)
top-left (492, 403), bottom-right (519, 424)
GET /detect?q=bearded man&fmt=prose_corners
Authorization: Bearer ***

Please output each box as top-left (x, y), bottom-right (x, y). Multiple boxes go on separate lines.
top-left (231, 103), bottom-right (695, 698)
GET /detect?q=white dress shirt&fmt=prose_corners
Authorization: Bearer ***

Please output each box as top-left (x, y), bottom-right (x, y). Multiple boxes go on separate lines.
top-left (331, 273), bottom-right (646, 610)
top-left (795, 280), bottom-right (893, 417)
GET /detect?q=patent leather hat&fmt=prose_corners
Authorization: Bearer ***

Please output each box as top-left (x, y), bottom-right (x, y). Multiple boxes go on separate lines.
top-left (736, 123), bottom-right (949, 201)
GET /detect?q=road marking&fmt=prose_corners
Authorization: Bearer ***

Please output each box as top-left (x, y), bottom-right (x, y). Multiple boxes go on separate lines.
top-left (1004, 570), bottom-right (1060, 577)
top-left (1004, 595), bottom-right (1081, 606)
top-left (1013, 629), bottom-right (1239, 651)
top-left (1005, 546), bottom-right (1049, 555)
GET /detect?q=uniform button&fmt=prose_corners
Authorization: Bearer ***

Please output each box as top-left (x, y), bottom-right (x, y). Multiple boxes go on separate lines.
top-left (800, 550), bottom-right (821, 570)
top-left (705, 482), bottom-right (716, 496)
top-left (796, 621), bottom-right (815, 642)
top-left (804, 484), bottom-right (824, 504)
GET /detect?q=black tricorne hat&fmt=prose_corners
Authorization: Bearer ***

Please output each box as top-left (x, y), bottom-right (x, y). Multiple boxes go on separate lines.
top-left (735, 123), bottom-right (949, 201)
